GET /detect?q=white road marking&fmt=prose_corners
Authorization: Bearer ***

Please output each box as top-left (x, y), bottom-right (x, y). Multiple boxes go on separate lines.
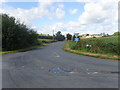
top-left (87, 72), bottom-right (98, 75)
top-left (93, 72), bottom-right (98, 74)
top-left (55, 55), bottom-right (60, 57)
top-left (69, 72), bottom-right (75, 74)
top-left (22, 66), bottom-right (25, 68)
top-left (54, 52), bottom-right (60, 58)
top-left (87, 72), bottom-right (90, 74)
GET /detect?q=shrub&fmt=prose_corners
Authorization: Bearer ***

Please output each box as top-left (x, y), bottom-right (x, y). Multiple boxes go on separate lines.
top-left (2, 14), bottom-right (39, 51)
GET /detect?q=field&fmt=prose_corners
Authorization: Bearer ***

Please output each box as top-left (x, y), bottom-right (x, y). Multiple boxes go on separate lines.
top-left (64, 36), bottom-right (119, 60)
top-left (38, 39), bottom-right (57, 44)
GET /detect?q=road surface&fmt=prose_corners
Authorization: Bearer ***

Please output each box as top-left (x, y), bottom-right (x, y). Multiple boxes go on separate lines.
top-left (2, 41), bottom-right (118, 88)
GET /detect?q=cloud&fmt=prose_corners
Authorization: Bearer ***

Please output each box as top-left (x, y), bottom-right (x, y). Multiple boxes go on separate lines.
top-left (77, 0), bottom-right (118, 34)
top-left (0, 0), bottom-right (8, 5)
top-left (79, 0), bottom-right (118, 24)
top-left (40, 21), bottom-right (81, 35)
top-left (31, 26), bottom-right (37, 29)
top-left (65, 21), bottom-right (80, 28)
top-left (76, 0), bottom-right (92, 2)
top-left (69, 9), bottom-right (78, 14)
top-left (47, 0), bottom-right (118, 35)
top-left (38, 0), bottom-right (53, 7)
top-left (79, 3), bottom-right (107, 24)
top-left (1, 1), bottom-right (66, 27)
top-left (38, 22), bottom-right (64, 35)
top-left (1, 2), bottom-right (52, 26)
top-left (56, 8), bottom-right (65, 19)
top-left (1, 0), bottom-right (118, 35)
top-left (0, 0), bottom-right (7, 3)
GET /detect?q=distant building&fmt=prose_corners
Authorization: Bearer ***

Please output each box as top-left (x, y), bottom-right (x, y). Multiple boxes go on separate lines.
top-left (81, 34), bottom-right (102, 38)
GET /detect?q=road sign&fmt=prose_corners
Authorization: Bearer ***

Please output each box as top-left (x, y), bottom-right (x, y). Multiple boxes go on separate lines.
top-left (74, 33), bottom-right (79, 37)
top-left (74, 38), bottom-right (79, 42)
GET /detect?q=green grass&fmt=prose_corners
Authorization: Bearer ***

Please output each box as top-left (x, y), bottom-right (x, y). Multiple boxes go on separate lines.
top-left (38, 39), bottom-right (57, 43)
top-left (1, 39), bottom-right (57, 55)
top-left (39, 34), bottom-right (52, 36)
top-left (1, 45), bottom-right (43, 55)
top-left (72, 36), bottom-right (119, 55)
top-left (63, 36), bottom-right (119, 60)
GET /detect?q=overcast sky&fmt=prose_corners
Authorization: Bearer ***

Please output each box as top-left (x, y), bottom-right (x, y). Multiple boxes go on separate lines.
top-left (0, 0), bottom-right (118, 35)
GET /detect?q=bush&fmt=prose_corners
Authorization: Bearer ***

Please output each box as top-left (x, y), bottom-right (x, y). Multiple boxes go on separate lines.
top-left (38, 34), bottom-right (53, 39)
top-left (55, 31), bottom-right (65, 41)
top-left (2, 14), bottom-right (39, 51)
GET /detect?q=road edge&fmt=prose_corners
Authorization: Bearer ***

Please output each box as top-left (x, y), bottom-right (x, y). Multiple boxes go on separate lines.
top-left (1, 42), bottom-right (57, 55)
top-left (62, 42), bottom-right (119, 61)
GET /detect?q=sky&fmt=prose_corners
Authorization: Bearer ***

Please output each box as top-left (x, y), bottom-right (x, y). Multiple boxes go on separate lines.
top-left (0, 0), bottom-right (119, 35)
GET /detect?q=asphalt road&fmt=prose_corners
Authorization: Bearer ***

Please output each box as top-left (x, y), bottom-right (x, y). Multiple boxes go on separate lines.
top-left (2, 41), bottom-right (118, 88)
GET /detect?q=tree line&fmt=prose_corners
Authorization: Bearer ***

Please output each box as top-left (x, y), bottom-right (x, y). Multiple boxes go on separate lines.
top-left (38, 31), bottom-right (65, 41)
top-left (66, 32), bottom-right (120, 41)
top-left (2, 14), bottom-right (65, 51)
top-left (2, 14), bottom-right (39, 51)
top-left (38, 35), bottom-right (53, 39)
top-left (66, 33), bottom-right (79, 41)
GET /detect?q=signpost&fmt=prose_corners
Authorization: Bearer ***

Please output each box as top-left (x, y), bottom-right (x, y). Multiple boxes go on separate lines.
top-left (74, 33), bottom-right (79, 38)
top-left (74, 33), bottom-right (80, 42)
top-left (74, 38), bottom-right (79, 42)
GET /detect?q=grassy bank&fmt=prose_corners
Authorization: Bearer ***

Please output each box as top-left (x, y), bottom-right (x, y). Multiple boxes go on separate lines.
top-left (38, 39), bottom-right (57, 43)
top-left (1, 39), bottom-right (57, 55)
top-left (63, 36), bottom-right (119, 60)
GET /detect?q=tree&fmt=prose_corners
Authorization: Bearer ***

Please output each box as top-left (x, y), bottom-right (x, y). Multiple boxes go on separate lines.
top-left (72, 35), bottom-right (80, 41)
top-left (2, 14), bottom-right (39, 51)
top-left (66, 33), bottom-right (72, 40)
top-left (72, 35), bottom-right (76, 41)
top-left (38, 34), bottom-right (53, 39)
top-left (55, 31), bottom-right (65, 41)
top-left (113, 32), bottom-right (120, 36)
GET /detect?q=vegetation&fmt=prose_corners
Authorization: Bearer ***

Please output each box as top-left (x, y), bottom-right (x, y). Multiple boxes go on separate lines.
top-left (55, 31), bottom-right (65, 41)
top-left (1, 14), bottom-right (58, 54)
top-left (63, 36), bottom-right (119, 60)
top-left (38, 34), bottom-right (53, 39)
top-left (38, 32), bottom-right (65, 41)
top-left (113, 32), bottom-right (120, 36)
top-left (2, 14), bottom-right (39, 51)
top-left (38, 39), bottom-right (57, 44)
top-left (72, 35), bottom-right (76, 41)
top-left (66, 33), bottom-right (72, 40)
top-left (70, 36), bottom-right (119, 55)
top-left (1, 38), bottom-right (56, 55)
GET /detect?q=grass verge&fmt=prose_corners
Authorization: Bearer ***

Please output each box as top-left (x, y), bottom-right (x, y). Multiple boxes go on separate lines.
top-left (1, 39), bottom-right (57, 55)
top-left (62, 41), bottom-right (120, 61)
